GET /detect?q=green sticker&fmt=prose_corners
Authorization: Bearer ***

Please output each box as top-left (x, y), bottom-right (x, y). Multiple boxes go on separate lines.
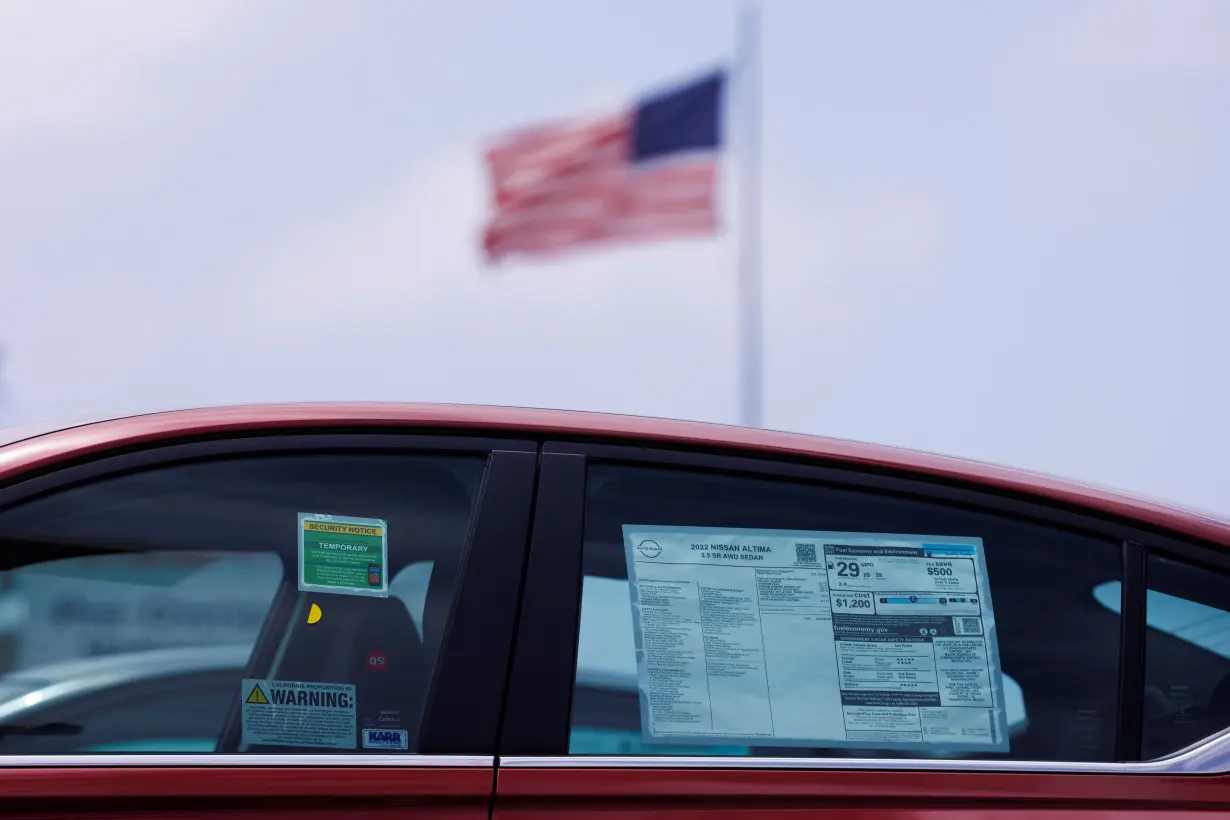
top-left (298, 513), bottom-right (389, 598)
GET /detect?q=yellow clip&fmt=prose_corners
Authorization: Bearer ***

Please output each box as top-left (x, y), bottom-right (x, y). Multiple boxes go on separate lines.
top-left (306, 602), bottom-right (322, 624)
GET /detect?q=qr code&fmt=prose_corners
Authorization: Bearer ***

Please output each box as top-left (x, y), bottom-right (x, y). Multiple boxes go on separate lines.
top-left (795, 544), bottom-right (818, 564)
top-left (953, 617), bottom-right (983, 636)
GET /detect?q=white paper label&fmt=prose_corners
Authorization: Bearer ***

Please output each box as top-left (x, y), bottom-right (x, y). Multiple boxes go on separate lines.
top-left (622, 527), bottom-right (1009, 753)
top-left (241, 678), bottom-right (356, 750)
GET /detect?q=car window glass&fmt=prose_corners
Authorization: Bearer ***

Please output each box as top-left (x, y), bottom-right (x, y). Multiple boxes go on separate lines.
top-left (390, 561), bottom-right (434, 641)
top-left (570, 464), bottom-right (1122, 762)
top-left (0, 452), bottom-right (485, 755)
top-left (1133, 555), bottom-right (1230, 759)
top-left (5, 553), bottom-right (281, 667)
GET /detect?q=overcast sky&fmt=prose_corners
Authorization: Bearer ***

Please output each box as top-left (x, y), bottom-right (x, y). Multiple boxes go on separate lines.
top-left (2, 0), bottom-right (1228, 513)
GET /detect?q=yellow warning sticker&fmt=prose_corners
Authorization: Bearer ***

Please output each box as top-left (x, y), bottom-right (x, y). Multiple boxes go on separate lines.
top-left (246, 683), bottom-right (270, 705)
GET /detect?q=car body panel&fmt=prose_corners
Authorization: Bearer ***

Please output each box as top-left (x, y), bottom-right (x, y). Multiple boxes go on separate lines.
top-left (495, 765), bottom-right (1224, 816)
top-left (0, 764), bottom-right (491, 818)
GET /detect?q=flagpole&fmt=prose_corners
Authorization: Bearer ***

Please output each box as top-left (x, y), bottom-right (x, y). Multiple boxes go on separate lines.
top-left (736, 0), bottom-right (763, 429)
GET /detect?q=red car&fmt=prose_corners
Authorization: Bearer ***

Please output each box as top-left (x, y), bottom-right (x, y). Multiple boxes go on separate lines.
top-left (0, 403), bottom-right (1226, 818)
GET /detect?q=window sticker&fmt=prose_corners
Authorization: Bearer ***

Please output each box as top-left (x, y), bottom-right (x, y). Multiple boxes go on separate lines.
top-left (362, 728), bottom-right (409, 750)
top-left (622, 526), bottom-right (1010, 753)
top-left (241, 678), bottom-right (357, 750)
top-left (298, 513), bottom-right (389, 598)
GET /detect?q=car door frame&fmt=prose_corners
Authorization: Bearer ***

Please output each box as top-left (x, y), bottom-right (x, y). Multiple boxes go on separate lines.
top-left (495, 438), bottom-right (1230, 816)
top-left (0, 430), bottom-right (540, 819)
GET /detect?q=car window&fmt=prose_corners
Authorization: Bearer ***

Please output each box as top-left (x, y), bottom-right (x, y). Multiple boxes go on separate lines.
top-left (569, 464), bottom-right (1122, 762)
top-left (0, 452), bottom-right (485, 756)
top-left (1133, 555), bottom-right (1230, 759)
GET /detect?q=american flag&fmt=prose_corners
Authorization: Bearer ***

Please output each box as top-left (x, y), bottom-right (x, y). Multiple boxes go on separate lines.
top-left (482, 70), bottom-right (725, 262)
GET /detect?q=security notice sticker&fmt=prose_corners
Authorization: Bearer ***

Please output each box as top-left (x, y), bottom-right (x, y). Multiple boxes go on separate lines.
top-left (298, 513), bottom-right (388, 598)
top-left (622, 526), bottom-right (1010, 754)
top-left (241, 678), bottom-right (356, 750)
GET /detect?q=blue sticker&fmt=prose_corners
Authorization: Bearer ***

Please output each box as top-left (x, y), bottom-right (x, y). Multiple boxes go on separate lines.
top-left (362, 728), bottom-right (409, 750)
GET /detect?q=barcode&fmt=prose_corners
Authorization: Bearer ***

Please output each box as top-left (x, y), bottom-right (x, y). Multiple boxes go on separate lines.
top-left (795, 544), bottom-right (817, 564)
top-left (953, 617), bottom-right (983, 636)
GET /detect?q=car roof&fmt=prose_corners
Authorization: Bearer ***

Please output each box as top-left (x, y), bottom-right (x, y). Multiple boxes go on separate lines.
top-left (0, 401), bottom-right (1227, 546)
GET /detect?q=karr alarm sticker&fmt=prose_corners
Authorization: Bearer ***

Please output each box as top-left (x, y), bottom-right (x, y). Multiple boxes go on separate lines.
top-left (362, 727), bottom-right (409, 750)
top-left (241, 678), bottom-right (357, 750)
top-left (298, 513), bottom-right (389, 598)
